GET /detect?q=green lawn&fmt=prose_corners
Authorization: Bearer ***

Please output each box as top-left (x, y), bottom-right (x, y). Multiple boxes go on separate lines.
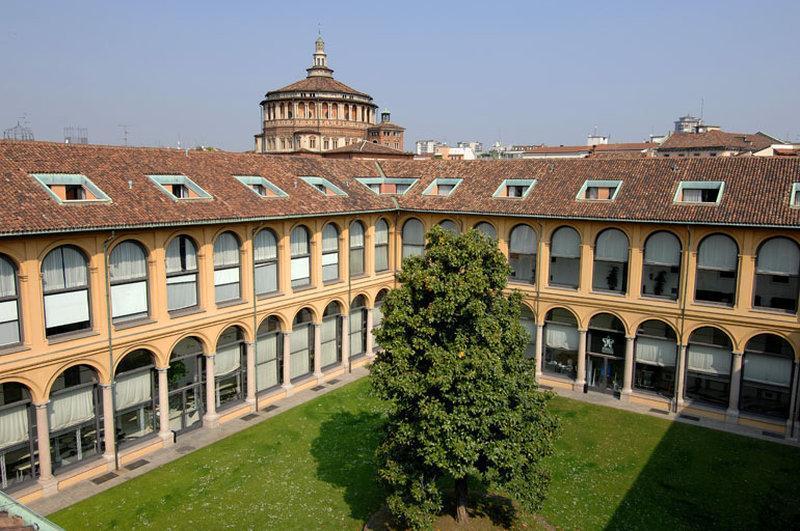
top-left (50, 378), bottom-right (800, 530)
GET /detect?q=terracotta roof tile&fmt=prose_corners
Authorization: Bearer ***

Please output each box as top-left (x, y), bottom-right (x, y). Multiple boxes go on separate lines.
top-left (657, 130), bottom-right (778, 152)
top-left (266, 77), bottom-right (371, 98)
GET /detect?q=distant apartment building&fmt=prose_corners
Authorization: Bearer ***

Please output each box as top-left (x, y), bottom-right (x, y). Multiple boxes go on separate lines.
top-left (655, 130), bottom-right (781, 158)
top-left (457, 141), bottom-right (483, 154)
top-left (415, 139), bottom-right (443, 156)
top-left (434, 145), bottom-right (477, 160)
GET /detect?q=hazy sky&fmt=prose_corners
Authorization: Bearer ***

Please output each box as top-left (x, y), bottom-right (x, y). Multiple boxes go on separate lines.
top-left (2, 0), bottom-right (799, 151)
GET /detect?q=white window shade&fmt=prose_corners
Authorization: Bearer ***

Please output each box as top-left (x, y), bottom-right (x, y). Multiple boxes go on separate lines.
top-left (510, 226), bottom-right (537, 254)
top-left (402, 220), bottom-right (424, 245)
top-left (687, 344), bottom-right (732, 375)
top-left (291, 227), bottom-right (309, 256)
top-left (757, 238), bottom-right (800, 276)
top-left (595, 230), bottom-right (628, 262)
top-left (44, 290), bottom-right (90, 328)
top-left (545, 323), bottom-right (579, 351)
top-left (320, 317), bottom-right (339, 366)
top-left (375, 221), bottom-right (389, 244)
top-left (322, 225), bottom-right (339, 253)
top-left (0, 300), bottom-right (18, 323)
top-left (551, 228), bottom-right (580, 258)
top-left (635, 337), bottom-right (677, 367)
top-left (350, 223), bottom-right (364, 248)
top-left (255, 263), bottom-right (277, 294)
top-left (0, 404), bottom-right (29, 448)
top-left (214, 268), bottom-right (240, 287)
top-left (110, 242), bottom-right (147, 281)
top-left (49, 386), bottom-right (94, 431)
top-left (743, 354), bottom-right (793, 387)
top-left (697, 235), bottom-right (738, 271)
top-left (253, 230), bottom-right (277, 262)
top-left (373, 305), bottom-right (384, 328)
top-left (645, 232), bottom-right (681, 266)
top-left (0, 257), bottom-right (16, 298)
top-left (111, 281), bottom-right (148, 319)
top-left (114, 371), bottom-right (152, 410)
top-left (213, 234), bottom-right (240, 267)
top-left (166, 274), bottom-right (197, 310)
top-left (214, 344), bottom-right (241, 377)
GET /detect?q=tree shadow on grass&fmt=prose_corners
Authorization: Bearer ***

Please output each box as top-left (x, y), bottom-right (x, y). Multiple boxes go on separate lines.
top-left (310, 410), bottom-right (387, 523)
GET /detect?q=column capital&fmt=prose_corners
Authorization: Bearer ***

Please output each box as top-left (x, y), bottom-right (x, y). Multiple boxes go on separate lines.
top-left (732, 351), bottom-right (743, 357)
top-left (205, 351), bottom-right (216, 358)
top-left (577, 328), bottom-right (588, 333)
top-left (156, 365), bottom-right (169, 372)
top-left (33, 400), bottom-right (50, 409)
top-left (625, 335), bottom-right (636, 341)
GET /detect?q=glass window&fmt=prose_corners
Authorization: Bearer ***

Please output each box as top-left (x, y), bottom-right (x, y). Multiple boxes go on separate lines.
top-left (586, 313), bottom-right (626, 392)
top-left (349, 295), bottom-right (368, 359)
top-left (549, 227), bottom-right (580, 289)
top-left (214, 327), bottom-right (246, 409)
top-left (374, 219), bottom-right (389, 272)
top-left (256, 316), bottom-right (283, 392)
top-left (474, 222), bottom-right (497, 240)
top-left (685, 327), bottom-right (733, 408)
top-left (740, 334), bottom-right (794, 419)
top-left (321, 224), bottom-right (340, 282)
top-left (402, 219), bottom-right (424, 259)
top-left (349, 221), bottom-right (365, 277)
top-left (290, 226), bottom-right (311, 288)
top-left (543, 308), bottom-right (579, 379)
top-left (642, 231), bottom-right (681, 300)
top-left (254, 229), bottom-right (278, 295)
top-left (695, 234), bottom-right (738, 306)
top-left (42, 246), bottom-right (90, 337)
top-left (520, 307), bottom-right (536, 359)
top-left (634, 320), bottom-right (677, 398)
top-left (167, 337), bottom-right (205, 434)
top-left (753, 237), bottom-right (800, 313)
top-left (438, 220), bottom-right (459, 234)
top-left (321, 302), bottom-right (342, 368)
top-left (290, 309), bottom-right (314, 380)
top-left (509, 225), bottom-right (537, 284)
top-left (109, 241), bottom-right (149, 323)
top-left (0, 255), bottom-right (21, 347)
top-left (592, 229), bottom-right (629, 294)
top-left (213, 232), bottom-right (241, 304)
top-left (0, 382), bottom-right (36, 490)
top-left (48, 365), bottom-right (100, 472)
top-left (165, 236), bottom-right (198, 312)
top-left (114, 349), bottom-right (156, 446)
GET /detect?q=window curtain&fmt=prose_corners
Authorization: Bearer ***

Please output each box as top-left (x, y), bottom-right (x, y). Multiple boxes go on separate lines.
top-left (0, 404), bottom-right (29, 448)
top-left (349, 223), bottom-right (364, 248)
top-left (253, 230), bottom-right (277, 262)
top-left (256, 332), bottom-right (279, 391)
top-left (214, 343), bottom-right (241, 377)
top-left (166, 237), bottom-right (196, 273)
top-left (48, 386), bottom-right (94, 431)
top-left (635, 337), bottom-right (677, 367)
top-left (403, 220), bottom-right (424, 246)
top-left (439, 220), bottom-right (459, 234)
top-left (290, 227), bottom-right (309, 256)
top-left (545, 323), bottom-right (579, 351)
top-left (743, 354), bottom-right (793, 387)
top-left (114, 371), bottom-right (152, 410)
top-left (111, 282), bottom-right (148, 319)
top-left (44, 291), bottom-right (89, 328)
top-left (322, 225), bottom-right (339, 253)
top-left (595, 230), bottom-right (628, 262)
top-left (0, 303), bottom-right (19, 345)
top-left (291, 257), bottom-right (311, 283)
top-left (214, 233), bottom-right (240, 267)
top-left (290, 326), bottom-right (310, 377)
top-left (520, 316), bottom-right (537, 358)
top-left (166, 274), bottom-right (197, 310)
top-left (255, 263), bottom-right (277, 294)
top-left (110, 242), bottom-right (147, 281)
top-left (757, 238), bottom-right (800, 276)
top-left (375, 221), bottom-right (389, 245)
top-left (645, 232), bottom-right (681, 266)
top-left (687, 344), bottom-right (732, 375)
top-left (42, 247), bottom-right (87, 292)
top-left (551, 228), bottom-right (580, 258)
top-left (510, 225), bottom-right (537, 254)
top-left (697, 235), bottom-right (737, 271)
top-left (373, 304), bottom-right (384, 328)
top-left (320, 316), bottom-right (339, 366)
top-left (349, 310), bottom-right (363, 357)
top-left (682, 188), bottom-right (703, 202)
top-left (475, 223), bottom-right (497, 240)
top-left (0, 257), bottom-right (16, 297)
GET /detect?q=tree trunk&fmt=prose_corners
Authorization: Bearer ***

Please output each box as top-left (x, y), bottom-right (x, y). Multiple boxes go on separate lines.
top-left (455, 476), bottom-right (469, 524)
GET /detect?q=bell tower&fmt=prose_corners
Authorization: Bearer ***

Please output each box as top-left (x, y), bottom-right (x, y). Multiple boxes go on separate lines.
top-left (306, 36), bottom-right (334, 78)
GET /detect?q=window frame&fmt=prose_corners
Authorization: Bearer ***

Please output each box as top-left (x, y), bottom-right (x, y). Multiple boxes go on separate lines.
top-left (674, 181), bottom-right (725, 205)
top-left (290, 226), bottom-right (312, 289)
top-left (253, 228), bottom-right (279, 296)
top-left (0, 255), bottom-right (22, 348)
top-left (234, 176), bottom-right (288, 198)
top-left (31, 173), bottom-right (111, 204)
top-left (165, 235), bottom-right (200, 313)
top-left (41, 245), bottom-right (92, 338)
top-left (349, 221), bottom-right (366, 277)
top-left (109, 240), bottom-right (150, 324)
top-left (148, 174), bottom-right (212, 201)
top-left (321, 223), bottom-right (340, 283)
top-left (213, 232), bottom-right (242, 304)
top-left (422, 178), bottom-right (463, 197)
top-left (576, 179), bottom-right (622, 201)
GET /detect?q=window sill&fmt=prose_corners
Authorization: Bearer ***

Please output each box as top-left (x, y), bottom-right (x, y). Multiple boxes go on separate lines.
top-left (47, 329), bottom-right (100, 345)
top-left (737, 411), bottom-right (788, 425)
top-left (168, 306), bottom-right (205, 319)
top-left (0, 344), bottom-right (30, 357)
top-left (547, 284), bottom-right (579, 292)
top-left (349, 273), bottom-right (368, 281)
top-left (374, 269), bottom-right (393, 276)
top-left (114, 317), bottom-right (155, 331)
top-left (292, 285), bottom-right (315, 294)
top-left (692, 300), bottom-right (735, 310)
top-left (257, 291), bottom-right (283, 301)
top-left (290, 373), bottom-right (315, 385)
top-left (256, 384), bottom-right (284, 398)
top-left (323, 279), bottom-right (342, 287)
top-left (216, 298), bottom-right (246, 309)
top-left (591, 289), bottom-right (627, 297)
top-left (508, 279), bottom-right (535, 287)
top-left (640, 295), bottom-right (679, 304)
top-left (750, 306), bottom-right (797, 317)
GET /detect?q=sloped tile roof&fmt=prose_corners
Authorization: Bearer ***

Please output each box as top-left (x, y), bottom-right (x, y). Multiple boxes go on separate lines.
top-left (657, 130), bottom-right (778, 152)
top-left (266, 77), bottom-right (371, 99)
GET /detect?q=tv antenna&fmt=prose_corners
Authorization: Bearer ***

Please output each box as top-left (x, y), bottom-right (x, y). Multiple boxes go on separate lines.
top-left (118, 124), bottom-right (132, 146)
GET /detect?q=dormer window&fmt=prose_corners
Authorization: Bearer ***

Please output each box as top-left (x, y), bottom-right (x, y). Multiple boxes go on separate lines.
top-left (577, 180), bottom-right (622, 201)
top-left (423, 178), bottom-right (463, 197)
top-left (356, 177), bottom-right (418, 195)
top-left (149, 175), bottom-right (212, 200)
top-left (300, 176), bottom-right (347, 196)
top-left (674, 181), bottom-right (724, 204)
top-left (790, 183), bottom-right (800, 207)
top-left (31, 173), bottom-right (111, 204)
top-left (235, 176), bottom-right (288, 198)
top-left (493, 179), bottom-right (536, 198)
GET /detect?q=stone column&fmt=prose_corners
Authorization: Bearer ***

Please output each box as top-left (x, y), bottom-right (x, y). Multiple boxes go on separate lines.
top-left (622, 336), bottom-right (635, 398)
top-left (204, 354), bottom-right (219, 428)
top-left (313, 323), bottom-right (323, 380)
top-left (534, 324), bottom-right (544, 379)
top-left (157, 367), bottom-right (172, 445)
top-left (576, 329), bottom-right (587, 389)
top-left (101, 384), bottom-right (116, 464)
top-left (282, 332), bottom-right (293, 389)
top-left (340, 314), bottom-right (350, 372)
top-left (245, 341), bottom-right (256, 408)
top-left (726, 351), bottom-right (743, 422)
top-left (675, 344), bottom-right (687, 409)
top-left (366, 308), bottom-right (375, 357)
top-left (34, 402), bottom-right (56, 494)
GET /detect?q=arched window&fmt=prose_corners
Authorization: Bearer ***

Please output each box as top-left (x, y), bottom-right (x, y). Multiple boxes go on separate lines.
top-left (321, 224), bottom-right (340, 282)
top-left (587, 313), bottom-right (626, 392)
top-left (695, 234), bottom-right (738, 306)
top-left (374, 219), bottom-right (389, 272)
top-left (332, 103), bottom-right (339, 119)
top-left (345, 105), bottom-right (350, 120)
top-left (290, 309), bottom-right (314, 380)
top-left (474, 222), bottom-right (497, 241)
top-left (592, 229), bottom-right (628, 294)
top-left (290, 226), bottom-right (311, 288)
top-left (114, 349), bottom-right (156, 444)
top-left (686, 327), bottom-right (733, 407)
top-left (741, 334), bottom-right (795, 419)
top-left (321, 302), bottom-right (342, 368)
top-left (439, 220), bottom-right (460, 234)
top-left (0, 255), bottom-right (21, 347)
top-left (642, 231), bottom-right (681, 300)
top-left (254, 229), bottom-right (278, 295)
top-left (520, 306), bottom-right (536, 359)
top-left (543, 308), bottom-right (579, 379)
top-left (349, 221), bottom-right (365, 277)
top-left (634, 320), bottom-right (677, 398)
top-left (287, 103), bottom-right (293, 119)
top-left (48, 365), bottom-right (100, 471)
top-left (256, 316), bottom-right (283, 391)
top-left (754, 237), bottom-right (800, 313)
top-left (509, 224), bottom-right (537, 284)
top-left (168, 337), bottom-right (205, 433)
top-left (42, 245), bottom-right (90, 337)
top-left (322, 102), bottom-right (329, 119)
top-left (402, 219), bottom-right (425, 259)
top-left (213, 232), bottom-right (241, 303)
top-left (215, 327), bottom-right (246, 408)
top-left (298, 102), bottom-right (305, 118)
top-left (374, 289), bottom-right (388, 330)
top-left (165, 235), bottom-right (198, 312)
top-left (349, 295), bottom-right (368, 359)
top-left (109, 241), bottom-right (149, 323)
top-left (549, 227), bottom-right (580, 289)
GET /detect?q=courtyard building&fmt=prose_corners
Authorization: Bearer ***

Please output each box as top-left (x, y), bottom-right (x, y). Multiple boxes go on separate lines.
top-left (0, 140), bottom-right (798, 504)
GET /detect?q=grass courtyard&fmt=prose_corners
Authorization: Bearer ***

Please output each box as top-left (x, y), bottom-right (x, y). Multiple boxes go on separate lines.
top-left (50, 378), bottom-right (800, 530)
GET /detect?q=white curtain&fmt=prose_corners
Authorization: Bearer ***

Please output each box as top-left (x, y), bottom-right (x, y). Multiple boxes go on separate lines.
top-left (757, 237), bottom-right (800, 276)
top-left (253, 230), bottom-right (277, 262)
top-left (214, 233), bottom-right (240, 267)
top-left (49, 386), bottom-right (94, 431)
top-left (42, 247), bottom-right (87, 292)
top-left (743, 354), bottom-right (793, 387)
top-left (111, 281), bottom-right (148, 319)
top-left (291, 227), bottom-right (309, 256)
top-left (475, 222), bottom-right (497, 240)
top-left (350, 222), bottom-right (364, 248)
top-left (114, 371), bottom-right (152, 410)
top-left (687, 344), bottom-right (732, 375)
top-left (290, 327), bottom-right (310, 377)
top-left (635, 337), bottom-right (677, 367)
top-left (322, 249), bottom-right (338, 281)
top-left (595, 229), bottom-right (628, 262)
top-left (375, 220), bottom-right (389, 245)
top-left (520, 316), bottom-right (537, 357)
top-left (403, 219), bottom-right (424, 246)
top-left (682, 188), bottom-right (703, 202)
top-left (697, 234), bottom-right (737, 271)
top-left (349, 310), bottom-right (363, 356)
top-left (44, 290), bottom-right (89, 328)
top-left (256, 333), bottom-right (279, 391)
top-left (510, 225), bottom-right (537, 254)
top-left (551, 228), bottom-right (580, 258)
top-left (110, 241), bottom-right (147, 281)
top-left (0, 305), bottom-right (19, 345)
top-left (0, 257), bottom-right (17, 297)
top-left (0, 404), bottom-right (29, 448)
top-left (320, 317), bottom-right (339, 366)
top-left (322, 224), bottom-right (339, 253)
top-left (645, 232), bottom-right (681, 266)
top-left (373, 304), bottom-right (384, 328)
top-left (292, 257), bottom-right (311, 283)
top-left (545, 323), bottom-right (578, 351)
top-left (166, 237), bottom-right (197, 273)
top-left (255, 262), bottom-right (277, 294)
top-left (215, 344), bottom-right (241, 377)
top-left (166, 274), bottom-right (197, 310)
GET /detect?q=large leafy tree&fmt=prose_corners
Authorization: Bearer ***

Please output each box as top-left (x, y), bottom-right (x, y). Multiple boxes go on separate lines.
top-left (371, 226), bottom-right (560, 528)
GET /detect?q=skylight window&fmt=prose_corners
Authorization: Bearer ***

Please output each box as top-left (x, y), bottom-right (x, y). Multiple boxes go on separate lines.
top-left (790, 183), bottom-right (800, 207)
top-left (234, 176), bottom-right (288, 198)
top-left (422, 178), bottom-right (463, 197)
top-left (31, 173), bottom-right (111, 204)
top-left (493, 179), bottom-right (536, 198)
top-left (300, 176), bottom-right (347, 196)
top-left (577, 180), bottom-right (622, 201)
top-left (674, 181), bottom-right (724, 204)
top-left (356, 177), bottom-right (418, 195)
top-left (149, 174), bottom-right (212, 200)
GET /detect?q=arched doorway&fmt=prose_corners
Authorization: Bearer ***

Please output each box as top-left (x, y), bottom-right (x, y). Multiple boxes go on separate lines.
top-left (586, 313), bottom-right (626, 394)
top-left (114, 349), bottom-right (157, 446)
top-left (168, 337), bottom-right (205, 433)
top-left (48, 365), bottom-right (101, 471)
top-left (256, 316), bottom-right (283, 392)
top-left (0, 382), bottom-right (36, 491)
top-left (214, 327), bottom-right (247, 410)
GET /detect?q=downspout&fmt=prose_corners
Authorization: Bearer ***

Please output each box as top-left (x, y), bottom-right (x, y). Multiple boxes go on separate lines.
top-left (102, 231), bottom-right (119, 471)
top-left (251, 226), bottom-right (259, 412)
top-left (676, 226), bottom-right (692, 412)
top-left (374, 161), bottom-right (400, 290)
